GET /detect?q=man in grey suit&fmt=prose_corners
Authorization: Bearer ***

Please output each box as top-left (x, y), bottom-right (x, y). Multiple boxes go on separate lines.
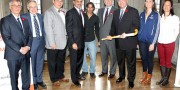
top-left (44, 0), bottom-right (69, 86)
top-left (97, 0), bottom-right (117, 79)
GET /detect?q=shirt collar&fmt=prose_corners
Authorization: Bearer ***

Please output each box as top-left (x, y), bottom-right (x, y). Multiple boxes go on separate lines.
top-left (74, 6), bottom-right (81, 13)
top-left (53, 5), bottom-right (61, 12)
top-left (106, 6), bottom-right (112, 11)
top-left (12, 13), bottom-right (20, 20)
top-left (120, 5), bottom-right (127, 11)
top-left (30, 13), bottom-right (37, 18)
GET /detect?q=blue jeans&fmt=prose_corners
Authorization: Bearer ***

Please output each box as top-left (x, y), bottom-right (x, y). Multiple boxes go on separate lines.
top-left (82, 40), bottom-right (97, 73)
top-left (139, 41), bottom-right (156, 74)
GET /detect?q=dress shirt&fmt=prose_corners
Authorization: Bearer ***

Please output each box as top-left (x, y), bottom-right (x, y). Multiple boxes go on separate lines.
top-left (103, 6), bottom-right (112, 23)
top-left (30, 13), bottom-right (42, 37)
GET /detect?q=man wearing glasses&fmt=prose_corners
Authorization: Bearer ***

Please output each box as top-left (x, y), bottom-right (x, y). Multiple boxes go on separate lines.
top-left (1, 0), bottom-right (32, 90)
top-left (21, 1), bottom-right (46, 89)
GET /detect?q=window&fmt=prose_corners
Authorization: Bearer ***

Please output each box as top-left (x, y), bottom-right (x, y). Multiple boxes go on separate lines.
top-left (34, 0), bottom-right (41, 13)
top-left (90, 0), bottom-right (100, 14)
top-left (155, 0), bottom-right (160, 12)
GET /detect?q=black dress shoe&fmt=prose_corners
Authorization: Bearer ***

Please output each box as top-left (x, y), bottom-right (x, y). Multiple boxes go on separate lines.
top-left (37, 82), bottom-right (47, 89)
top-left (77, 76), bottom-right (86, 80)
top-left (90, 73), bottom-right (96, 78)
top-left (128, 82), bottom-right (134, 88)
top-left (108, 74), bottom-right (115, 79)
top-left (34, 84), bottom-right (38, 90)
top-left (98, 72), bottom-right (107, 77)
top-left (116, 77), bottom-right (125, 83)
top-left (73, 81), bottom-right (81, 87)
top-left (81, 72), bottom-right (88, 77)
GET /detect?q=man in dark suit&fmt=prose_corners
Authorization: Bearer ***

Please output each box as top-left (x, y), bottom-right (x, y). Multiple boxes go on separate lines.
top-left (66, 0), bottom-right (85, 87)
top-left (107, 0), bottom-right (140, 88)
top-left (1, 0), bottom-right (32, 90)
top-left (21, 1), bottom-right (46, 90)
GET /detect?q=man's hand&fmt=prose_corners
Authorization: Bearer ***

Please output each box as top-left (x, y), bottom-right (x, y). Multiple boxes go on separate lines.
top-left (120, 33), bottom-right (126, 39)
top-left (51, 44), bottom-right (57, 49)
top-left (106, 36), bottom-right (113, 40)
top-left (19, 46), bottom-right (30, 55)
top-left (72, 43), bottom-right (78, 50)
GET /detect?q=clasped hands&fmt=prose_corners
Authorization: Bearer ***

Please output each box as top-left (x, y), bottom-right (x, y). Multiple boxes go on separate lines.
top-left (19, 46), bottom-right (30, 55)
top-left (106, 33), bottom-right (127, 40)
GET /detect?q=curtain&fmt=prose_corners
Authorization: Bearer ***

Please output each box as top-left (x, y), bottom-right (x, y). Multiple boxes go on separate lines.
top-left (0, 0), bottom-right (5, 19)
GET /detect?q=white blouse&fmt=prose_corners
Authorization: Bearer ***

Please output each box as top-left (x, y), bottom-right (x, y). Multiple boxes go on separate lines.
top-left (158, 14), bottom-right (179, 44)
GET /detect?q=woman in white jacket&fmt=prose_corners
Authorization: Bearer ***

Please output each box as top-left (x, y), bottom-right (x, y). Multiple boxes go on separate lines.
top-left (156, 0), bottom-right (179, 86)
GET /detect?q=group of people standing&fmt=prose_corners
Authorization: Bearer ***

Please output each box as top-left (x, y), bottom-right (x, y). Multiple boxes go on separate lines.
top-left (0, 0), bottom-right (179, 90)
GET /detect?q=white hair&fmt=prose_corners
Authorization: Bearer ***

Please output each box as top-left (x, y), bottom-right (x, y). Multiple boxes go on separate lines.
top-left (9, 0), bottom-right (22, 7)
top-left (27, 0), bottom-right (37, 9)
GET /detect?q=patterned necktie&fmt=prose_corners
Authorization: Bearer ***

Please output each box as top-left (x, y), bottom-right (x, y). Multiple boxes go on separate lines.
top-left (104, 8), bottom-right (109, 24)
top-left (33, 15), bottom-right (40, 38)
top-left (17, 18), bottom-right (24, 34)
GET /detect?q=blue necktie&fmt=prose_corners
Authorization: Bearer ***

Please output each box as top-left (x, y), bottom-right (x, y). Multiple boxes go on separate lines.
top-left (17, 18), bottom-right (24, 34)
top-left (33, 15), bottom-right (40, 38)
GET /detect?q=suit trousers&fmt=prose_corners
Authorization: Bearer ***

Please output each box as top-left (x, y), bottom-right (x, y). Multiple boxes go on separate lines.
top-left (116, 49), bottom-right (136, 82)
top-left (100, 40), bottom-right (117, 74)
top-left (47, 49), bottom-right (66, 82)
top-left (7, 58), bottom-right (30, 90)
top-left (30, 37), bottom-right (45, 84)
top-left (69, 48), bottom-right (84, 83)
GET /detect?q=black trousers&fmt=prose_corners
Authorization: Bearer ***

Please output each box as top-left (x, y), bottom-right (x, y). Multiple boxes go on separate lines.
top-left (69, 48), bottom-right (84, 83)
top-left (116, 49), bottom-right (136, 82)
top-left (47, 49), bottom-right (66, 82)
top-left (7, 58), bottom-right (30, 90)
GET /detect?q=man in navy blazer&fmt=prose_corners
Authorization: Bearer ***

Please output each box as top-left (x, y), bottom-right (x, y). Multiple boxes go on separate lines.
top-left (1, 1), bottom-right (32, 90)
top-left (21, 1), bottom-right (46, 90)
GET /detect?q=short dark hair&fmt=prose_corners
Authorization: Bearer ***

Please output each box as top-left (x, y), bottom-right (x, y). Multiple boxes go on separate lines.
top-left (161, 0), bottom-right (174, 16)
top-left (86, 2), bottom-right (95, 11)
top-left (144, 0), bottom-right (157, 12)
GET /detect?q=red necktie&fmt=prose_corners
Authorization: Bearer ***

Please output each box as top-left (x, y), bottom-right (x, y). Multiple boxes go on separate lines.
top-left (104, 8), bottom-right (109, 24)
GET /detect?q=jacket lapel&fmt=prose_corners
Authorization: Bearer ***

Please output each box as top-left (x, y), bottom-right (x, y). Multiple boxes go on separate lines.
top-left (120, 6), bottom-right (129, 21)
top-left (73, 7), bottom-right (82, 22)
top-left (52, 6), bottom-right (65, 25)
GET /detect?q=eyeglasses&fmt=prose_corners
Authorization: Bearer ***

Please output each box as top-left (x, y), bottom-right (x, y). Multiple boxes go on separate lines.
top-left (29, 6), bottom-right (38, 9)
top-left (11, 5), bottom-right (21, 8)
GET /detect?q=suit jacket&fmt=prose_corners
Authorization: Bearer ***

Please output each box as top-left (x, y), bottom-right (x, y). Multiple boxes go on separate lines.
top-left (109, 6), bottom-right (140, 50)
top-left (21, 13), bottom-right (45, 41)
top-left (66, 7), bottom-right (85, 49)
top-left (97, 6), bottom-right (117, 40)
top-left (44, 6), bottom-right (67, 49)
top-left (1, 14), bottom-right (32, 60)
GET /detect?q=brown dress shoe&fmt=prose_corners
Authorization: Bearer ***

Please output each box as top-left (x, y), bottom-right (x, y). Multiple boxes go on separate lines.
top-left (59, 78), bottom-right (69, 82)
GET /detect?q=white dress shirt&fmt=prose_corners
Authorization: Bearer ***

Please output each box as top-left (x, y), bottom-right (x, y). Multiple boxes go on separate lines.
top-left (30, 13), bottom-right (42, 37)
top-left (158, 14), bottom-right (179, 44)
